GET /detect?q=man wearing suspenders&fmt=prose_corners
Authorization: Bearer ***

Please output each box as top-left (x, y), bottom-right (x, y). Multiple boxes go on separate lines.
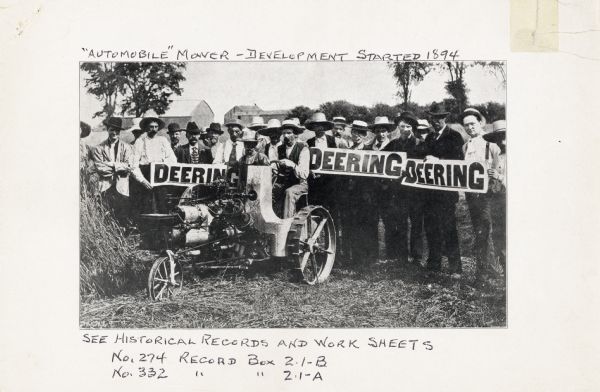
top-left (462, 109), bottom-right (501, 281)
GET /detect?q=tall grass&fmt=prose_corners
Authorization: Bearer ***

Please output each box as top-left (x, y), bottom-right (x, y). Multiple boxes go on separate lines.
top-left (79, 174), bottom-right (144, 298)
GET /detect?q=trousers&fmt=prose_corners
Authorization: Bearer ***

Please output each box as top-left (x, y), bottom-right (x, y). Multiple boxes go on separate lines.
top-left (423, 193), bottom-right (462, 271)
top-left (466, 192), bottom-right (493, 272)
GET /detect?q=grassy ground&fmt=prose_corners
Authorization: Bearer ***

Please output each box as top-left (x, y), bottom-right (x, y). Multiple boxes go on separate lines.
top-left (80, 259), bottom-right (505, 328)
top-left (80, 196), bottom-right (506, 329)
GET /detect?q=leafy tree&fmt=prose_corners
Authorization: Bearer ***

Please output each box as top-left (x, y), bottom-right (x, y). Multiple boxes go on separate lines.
top-left (117, 63), bottom-right (186, 117)
top-left (472, 102), bottom-right (506, 123)
top-left (389, 62), bottom-right (432, 109)
top-left (80, 63), bottom-right (126, 118)
top-left (437, 62), bottom-right (473, 113)
top-left (80, 62), bottom-right (186, 119)
top-left (475, 61), bottom-right (506, 89)
top-left (318, 100), bottom-right (356, 121)
top-left (370, 103), bottom-right (400, 120)
top-left (287, 105), bottom-right (314, 124)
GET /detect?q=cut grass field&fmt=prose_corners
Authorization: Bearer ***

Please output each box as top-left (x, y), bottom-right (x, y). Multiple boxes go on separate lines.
top-left (80, 193), bottom-right (506, 329)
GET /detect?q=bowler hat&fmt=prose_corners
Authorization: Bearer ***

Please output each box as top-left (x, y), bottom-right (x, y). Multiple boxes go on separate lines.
top-left (368, 116), bottom-right (396, 131)
top-left (186, 121), bottom-right (204, 135)
top-left (427, 103), bottom-right (450, 118)
top-left (206, 122), bottom-right (224, 134)
top-left (103, 117), bottom-right (126, 130)
top-left (167, 123), bottom-right (182, 133)
top-left (305, 112), bottom-right (334, 131)
top-left (80, 121), bottom-right (91, 138)
top-left (395, 111), bottom-right (419, 130)
top-left (483, 120), bottom-right (506, 143)
top-left (139, 117), bottom-right (165, 131)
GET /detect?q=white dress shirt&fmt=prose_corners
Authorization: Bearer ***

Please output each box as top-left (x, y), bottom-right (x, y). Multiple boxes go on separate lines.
top-left (266, 142), bottom-right (281, 162)
top-left (372, 138), bottom-right (391, 151)
top-left (132, 134), bottom-right (177, 182)
top-left (464, 135), bottom-right (500, 169)
top-left (314, 136), bottom-right (329, 151)
top-left (285, 143), bottom-right (310, 181)
top-left (212, 139), bottom-right (245, 164)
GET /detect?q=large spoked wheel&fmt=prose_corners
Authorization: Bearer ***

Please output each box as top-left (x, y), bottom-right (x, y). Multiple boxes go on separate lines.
top-left (288, 206), bottom-right (336, 285)
top-left (148, 253), bottom-right (183, 301)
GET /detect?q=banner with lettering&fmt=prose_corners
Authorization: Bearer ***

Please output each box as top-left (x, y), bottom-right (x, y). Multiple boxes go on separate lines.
top-left (401, 159), bottom-right (489, 193)
top-left (308, 148), bottom-right (488, 193)
top-left (149, 163), bottom-right (228, 187)
top-left (309, 148), bottom-right (407, 179)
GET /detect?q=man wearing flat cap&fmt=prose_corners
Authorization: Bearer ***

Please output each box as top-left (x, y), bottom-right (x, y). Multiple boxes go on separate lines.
top-left (175, 122), bottom-right (212, 164)
top-left (166, 123), bottom-right (182, 152)
top-left (131, 116), bottom-right (177, 215)
top-left (213, 119), bottom-right (246, 165)
top-left (92, 117), bottom-right (134, 226)
top-left (271, 119), bottom-right (310, 219)
top-left (422, 103), bottom-right (464, 275)
top-left (462, 108), bottom-right (502, 280)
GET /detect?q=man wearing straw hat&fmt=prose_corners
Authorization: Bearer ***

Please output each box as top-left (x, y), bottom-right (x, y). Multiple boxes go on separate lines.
top-left (462, 108), bottom-right (502, 280)
top-left (271, 119), bottom-right (309, 218)
top-left (131, 116), bottom-right (177, 215)
top-left (483, 120), bottom-right (506, 275)
top-left (332, 116), bottom-right (350, 148)
top-left (342, 120), bottom-right (379, 264)
top-left (369, 115), bottom-right (408, 262)
top-left (422, 103), bottom-right (464, 275)
top-left (305, 112), bottom-right (338, 212)
top-left (258, 119), bottom-right (284, 162)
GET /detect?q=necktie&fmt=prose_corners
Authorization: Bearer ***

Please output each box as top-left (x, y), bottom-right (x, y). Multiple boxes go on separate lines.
top-left (191, 146), bottom-right (199, 164)
top-left (112, 141), bottom-right (118, 162)
top-left (228, 143), bottom-right (237, 165)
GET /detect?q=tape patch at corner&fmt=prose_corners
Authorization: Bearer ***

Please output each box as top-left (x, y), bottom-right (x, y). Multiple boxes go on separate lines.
top-left (511, 0), bottom-right (559, 52)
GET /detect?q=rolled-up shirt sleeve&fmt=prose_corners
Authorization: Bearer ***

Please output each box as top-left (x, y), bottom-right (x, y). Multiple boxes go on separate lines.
top-left (294, 147), bottom-right (310, 180)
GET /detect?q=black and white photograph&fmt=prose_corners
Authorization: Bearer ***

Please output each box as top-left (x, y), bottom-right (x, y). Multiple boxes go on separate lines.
top-left (79, 61), bottom-right (507, 328)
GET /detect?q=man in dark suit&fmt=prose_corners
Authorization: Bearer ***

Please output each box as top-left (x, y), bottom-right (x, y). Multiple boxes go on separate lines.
top-left (422, 104), bottom-right (464, 275)
top-left (175, 122), bottom-right (212, 164)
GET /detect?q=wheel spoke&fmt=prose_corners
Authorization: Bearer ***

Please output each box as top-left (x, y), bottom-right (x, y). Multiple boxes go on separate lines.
top-left (311, 253), bottom-right (319, 280)
top-left (153, 278), bottom-right (169, 283)
top-left (309, 218), bottom-right (328, 244)
top-left (156, 283), bottom-right (167, 299)
top-left (299, 251), bottom-right (311, 271)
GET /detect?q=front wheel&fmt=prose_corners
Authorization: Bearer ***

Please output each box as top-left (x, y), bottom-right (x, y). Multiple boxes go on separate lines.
top-left (148, 253), bottom-right (183, 301)
top-left (287, 205), bottom-right (336, 285)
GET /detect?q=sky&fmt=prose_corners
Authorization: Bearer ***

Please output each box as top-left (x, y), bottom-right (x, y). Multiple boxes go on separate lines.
top-left (80, 62), bottom-right (506, 126)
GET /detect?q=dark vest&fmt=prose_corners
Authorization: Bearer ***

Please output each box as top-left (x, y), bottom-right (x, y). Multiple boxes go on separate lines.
top-left (277, 142), bottom-right (306, 185)
top-left (307, 135), bottom-right (336, 148)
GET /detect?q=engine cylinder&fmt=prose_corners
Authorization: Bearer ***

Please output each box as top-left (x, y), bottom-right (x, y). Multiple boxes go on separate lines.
top-left (175, 204), bottom-right (209, 224)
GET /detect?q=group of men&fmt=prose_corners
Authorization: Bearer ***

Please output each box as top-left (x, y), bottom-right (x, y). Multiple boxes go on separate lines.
top-left (81, 103), bottom-right (506, 281)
